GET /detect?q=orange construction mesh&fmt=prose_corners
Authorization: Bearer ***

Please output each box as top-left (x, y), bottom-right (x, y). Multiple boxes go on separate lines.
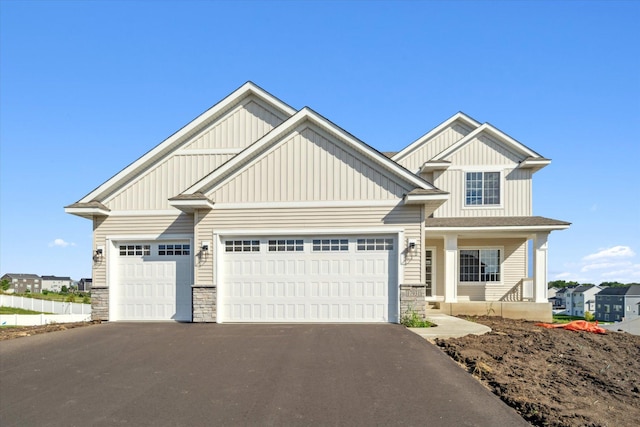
top-left (535, 320), bottom-right (607, 334)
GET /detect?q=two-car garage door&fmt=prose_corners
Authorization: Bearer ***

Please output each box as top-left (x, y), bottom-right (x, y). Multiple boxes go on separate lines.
top-left (219, 236), bottom-right (398, 323)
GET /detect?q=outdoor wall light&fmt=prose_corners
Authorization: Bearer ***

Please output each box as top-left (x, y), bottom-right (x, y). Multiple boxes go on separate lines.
top-left (408, 239), bottom-right (417, 251)
top-left (201, 242), bottom-right (210, 252)
top-left (93, 247), bottom-right (104, 262)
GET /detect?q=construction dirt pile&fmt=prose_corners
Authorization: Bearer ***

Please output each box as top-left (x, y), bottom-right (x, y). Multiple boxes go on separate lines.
top-left (0, 322), bottom-right (92, 340)
top-left (436, 316), bottom-right (640, 427)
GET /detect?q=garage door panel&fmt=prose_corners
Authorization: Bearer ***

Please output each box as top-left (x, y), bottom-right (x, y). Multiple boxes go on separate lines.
top-left (114, 242), bottom-right (192, 321)
top-left (220, 236), bottom-right (398, 323)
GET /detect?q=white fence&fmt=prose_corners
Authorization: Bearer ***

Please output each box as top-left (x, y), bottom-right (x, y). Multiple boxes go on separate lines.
top-left (0, 295), bottom-right (91, 315)
top-left (0, 313), bottom-right (91, 326)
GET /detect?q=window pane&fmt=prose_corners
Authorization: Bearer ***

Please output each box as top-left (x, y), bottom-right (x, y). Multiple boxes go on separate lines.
top-left (483, 172), bottom-right (500, 205)
top-left (460, 250), bottom-right (480, 282)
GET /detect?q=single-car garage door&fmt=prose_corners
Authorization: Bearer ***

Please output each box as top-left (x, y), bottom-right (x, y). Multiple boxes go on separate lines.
top-left (219, 236), bottom-right (398, 323)
top-left (113, 242), bottom-right (192, 321)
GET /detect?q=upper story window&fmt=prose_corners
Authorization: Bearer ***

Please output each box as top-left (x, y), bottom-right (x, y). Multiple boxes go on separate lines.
top-left (465, 172), bottom-right (500, 206)
top-left (459, 249), bottom-right (501, 282)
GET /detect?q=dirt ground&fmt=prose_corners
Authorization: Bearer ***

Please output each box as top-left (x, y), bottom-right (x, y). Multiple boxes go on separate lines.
top-left (436, 316), bottom-right (640, 427)
top-left (0, 322), bottom-right (93, 340)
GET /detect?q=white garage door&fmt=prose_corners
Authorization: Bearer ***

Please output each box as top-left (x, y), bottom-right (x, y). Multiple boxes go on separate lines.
top-left (114, 242), bottom-right (192, 321)
top-left (219, 236), bottom-right (398, 323)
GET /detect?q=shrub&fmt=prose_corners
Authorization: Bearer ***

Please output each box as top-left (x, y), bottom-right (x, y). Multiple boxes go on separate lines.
top-left (82, 296), bottom-right (90, 304)
top-left (584, 311), bottom-right (595, 321)
top-left (400, 309), bottom-right (435, 328)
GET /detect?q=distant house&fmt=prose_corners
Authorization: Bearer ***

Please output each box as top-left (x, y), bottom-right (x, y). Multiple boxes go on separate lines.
top-left (0, 273), bottom-right (42, 293)
top-left (78, 278), bottom-right (93, 292)
top-left (595, 285), bottom-right (640, 322)
top-left (41, 275), bottom-right (73, 292)
top-left (566, 285), bottom-right (602, 317)
top-left (553, 287), bottom-right (574, 310)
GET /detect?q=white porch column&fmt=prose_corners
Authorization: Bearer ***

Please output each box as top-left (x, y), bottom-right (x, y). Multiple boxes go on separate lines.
top-left (444, 234), bottom-right (458, 303)
top-left (533, 232), bottom-right (549, 303)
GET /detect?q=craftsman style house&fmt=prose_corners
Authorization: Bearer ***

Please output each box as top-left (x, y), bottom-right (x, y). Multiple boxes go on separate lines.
top-left (65, 82), bottom-right (569, 323)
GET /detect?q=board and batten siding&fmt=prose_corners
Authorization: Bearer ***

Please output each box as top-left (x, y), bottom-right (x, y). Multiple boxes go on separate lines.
top-left (104, 97), bottom-right (287, 211)
top-left (183, 98), bottom-right (286, 150)
top-left (426, 237), bottom-right (527, 301)
top-left (92, 215), bottom-right (194, 287)
top-left (209, 126), bottom-right (413, 204)
top-left (395, 123), bottom-right (472, 173)
top-left (194, 205), bottom-right (423, 285)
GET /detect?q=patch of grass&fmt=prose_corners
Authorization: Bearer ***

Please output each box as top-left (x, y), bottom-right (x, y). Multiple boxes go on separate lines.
top-left (0, 306), bottom-right (48, 315)
top-left (553, 314), bottom-right (596, 324)
top-left (401, 309), bottom-right (435, 328)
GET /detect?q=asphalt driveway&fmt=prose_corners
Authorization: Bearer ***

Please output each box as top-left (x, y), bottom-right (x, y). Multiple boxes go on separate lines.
top-left (0, 323), bottom-right (527, 426)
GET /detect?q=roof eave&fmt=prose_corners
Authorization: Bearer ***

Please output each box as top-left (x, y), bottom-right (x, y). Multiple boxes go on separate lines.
top-left (64, 207), bottom-right (111, 219)
top-left (168, 199), bottom-right (215, 213)
top-left (519, 158), bottom-right (551, 172)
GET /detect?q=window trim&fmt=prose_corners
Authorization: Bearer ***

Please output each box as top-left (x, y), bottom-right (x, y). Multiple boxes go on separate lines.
top-left (458, 246), bottom-right (503, 284)
top-left (463, 170), bottom-right (503, 208)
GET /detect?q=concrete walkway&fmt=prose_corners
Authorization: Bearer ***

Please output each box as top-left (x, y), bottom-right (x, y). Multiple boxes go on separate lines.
top-left (409, 312), bottom-right (491, 340)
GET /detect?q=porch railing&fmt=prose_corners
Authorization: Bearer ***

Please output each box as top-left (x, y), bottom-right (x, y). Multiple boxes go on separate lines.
top-left (500, 278), bottom-right (534, 302)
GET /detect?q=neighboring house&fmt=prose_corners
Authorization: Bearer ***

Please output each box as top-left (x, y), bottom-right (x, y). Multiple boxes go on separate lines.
top-left (41, 275), bottom-right (73, 292)
top-left (553, 287), bottom-right (574, 310)
top-left (78, 278), bottom-right (93, 292)
top-left (65, 82), bottom-right (570, 323)
top-left (0, 273), bottom-right (42, 294)
top-left (565, 285), bottom-right (602, 317)
top-left (595, 285), bottom-right (640, 322)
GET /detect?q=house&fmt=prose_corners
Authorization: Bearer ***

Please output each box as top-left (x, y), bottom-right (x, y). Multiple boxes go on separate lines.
top-left (78, 278), bottom-right (93, 292)
top-left (41, 275), bottom-right (74, 292)
top-left (565, 284), bottom-right (602, 317)
top-left (595, 285), bottom-right (640, 322)
top-left (65, 82), bottom-right (570, 323)
top-left (553, 286), bottom-right (574, 310)
top-left (0, 273), bottom-right (42, 294)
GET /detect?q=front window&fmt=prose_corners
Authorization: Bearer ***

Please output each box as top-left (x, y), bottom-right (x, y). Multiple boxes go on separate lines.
top-left (465, 172), bottom-right (500, 206)
top-left (459, 249), bottom-right (501, 282)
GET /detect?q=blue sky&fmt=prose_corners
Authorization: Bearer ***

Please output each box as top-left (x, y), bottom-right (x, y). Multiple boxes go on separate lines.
top-left (1, 0), bottom-right (639, 284)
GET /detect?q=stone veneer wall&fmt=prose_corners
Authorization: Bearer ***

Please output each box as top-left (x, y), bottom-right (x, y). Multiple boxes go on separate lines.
top-left (192, 285), bottom-right (216, 322)
top-left (91, 287), bottom-right (109, 321)
top-left (400, 284), bottom-right (427, 319)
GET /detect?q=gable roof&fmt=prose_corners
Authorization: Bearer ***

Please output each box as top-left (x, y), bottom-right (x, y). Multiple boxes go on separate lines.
top-left (431, 122), bottom-right (544, 163)
top-left (66, 82), bottom-right (297, 211)
top-left (392, 112), bottom-right (481, 162)
top-left (1, 273), bottom-right (41, 280)
top-left (177, 107), bottom-right (446, 204)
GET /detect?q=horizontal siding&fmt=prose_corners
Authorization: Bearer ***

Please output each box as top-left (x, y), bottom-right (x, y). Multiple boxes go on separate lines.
top-left (194, 205), bottom-right (422, 285)
top-left (426, 237), bottom-right (527, 302)
top-left (397, 124), bottom-right (471, 172)
top-left (432, 168), bottom-right (532, 217)
top-left (92, 215), bottom-right (194, 287)
top-left (184, 97), bottom-right (285, 150)
top-left (209, 126), bottom-right (413, 204)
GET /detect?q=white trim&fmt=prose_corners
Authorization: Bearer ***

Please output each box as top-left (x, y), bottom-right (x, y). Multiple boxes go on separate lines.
top-left (175, 148), bottom-right (243, 155)
top-left (403, 193), bottom-right (449, 205)
top-left (169, 199), bottom-right (216, 211)
top-left (212, 200), bottom-right (402, 210)
top-left (64, 207), bottom-right (110, 217)
top-left (109, 210), bottom-right (185, 217)
top-left (392, 112), bottom-right (481, 162)
top-left (78, 82), bottom-right (296, 204)
top-left (106, 233), bottom-right (194, 242)
top-left (426, 225), bottom-right (570, 233)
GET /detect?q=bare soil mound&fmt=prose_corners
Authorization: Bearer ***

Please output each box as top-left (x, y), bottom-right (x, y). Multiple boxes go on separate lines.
top-left (436, 316), bottom-right (640, 427)
top-left (0, 322), bottom-right (93, 341)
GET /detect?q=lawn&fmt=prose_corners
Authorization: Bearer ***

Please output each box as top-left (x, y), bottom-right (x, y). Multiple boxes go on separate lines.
top-left (0, 306), bottom-right (48, 315)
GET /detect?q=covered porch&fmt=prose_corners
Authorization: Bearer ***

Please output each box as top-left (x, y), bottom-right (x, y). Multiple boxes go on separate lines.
top-left (417, 216), bottom-right (570, 321)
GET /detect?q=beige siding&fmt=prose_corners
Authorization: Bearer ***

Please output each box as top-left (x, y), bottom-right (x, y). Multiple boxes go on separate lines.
top-left (104, 97), bottom-right (287, 211)
top-left (183, 98), bottom-right (285, 150)
top-left (194, 205), bottom-right (422, 285)
top-left (435, 238), bottom-right (527, 301)
top-left (107, 154), bottom-right (235, 210)
top-left (209, 126), bottom-right (413, 203)
top-left (92, 215), bottom-right (194, 287)
top-left (432, 167), bottom-right (532, 217)
top-left (447, 134), bottom-right (523, 165)
top-left (396, 123), bottom-right (472, 172)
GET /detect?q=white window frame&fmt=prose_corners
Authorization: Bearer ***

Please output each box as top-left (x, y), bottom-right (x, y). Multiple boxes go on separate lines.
top-left (463, 170), bottom-right (503, 208)
top-left (458, 246), bottom-right (503, 284)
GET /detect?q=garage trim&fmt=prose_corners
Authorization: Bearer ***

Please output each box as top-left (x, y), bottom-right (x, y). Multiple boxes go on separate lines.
top-left (213, 227), bottom-right (405, 323)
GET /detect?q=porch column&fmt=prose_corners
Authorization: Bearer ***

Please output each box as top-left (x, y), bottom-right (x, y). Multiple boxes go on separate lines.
top-left (533, 232), bottom-right (549, 303)
top-left (444, 234), bottom-right (458, 303)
